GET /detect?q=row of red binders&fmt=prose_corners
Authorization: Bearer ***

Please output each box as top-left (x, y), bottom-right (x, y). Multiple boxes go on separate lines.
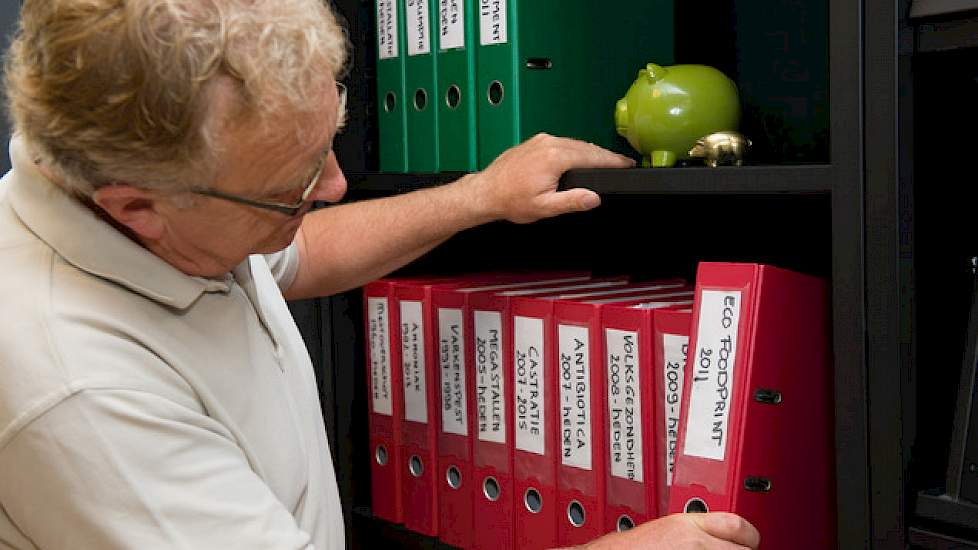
top-left (363, 262), bottom-right (836, 549)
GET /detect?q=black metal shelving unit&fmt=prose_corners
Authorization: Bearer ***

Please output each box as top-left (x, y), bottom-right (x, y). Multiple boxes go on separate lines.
top-left (286, 0), bottom-right (975, 548)
top-left (900, 1), bottom-right (978, 548)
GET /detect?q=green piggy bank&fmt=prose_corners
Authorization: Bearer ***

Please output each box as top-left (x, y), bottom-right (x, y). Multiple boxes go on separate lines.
top-left (615, 63), bottom-right (741, 167)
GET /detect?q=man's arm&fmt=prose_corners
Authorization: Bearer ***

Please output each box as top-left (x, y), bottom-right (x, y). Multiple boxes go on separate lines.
top-left (284, 134), bottom-right (634, 300)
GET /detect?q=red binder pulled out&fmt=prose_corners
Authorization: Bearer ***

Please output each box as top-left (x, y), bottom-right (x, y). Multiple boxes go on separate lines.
top-left (668, 262), bottom-right (836, 549)
top-left (600, 301), bottom-right (692, 534)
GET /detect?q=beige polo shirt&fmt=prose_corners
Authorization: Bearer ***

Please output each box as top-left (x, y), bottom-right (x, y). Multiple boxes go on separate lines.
top-left (0, 137), bottom-right (344, 550)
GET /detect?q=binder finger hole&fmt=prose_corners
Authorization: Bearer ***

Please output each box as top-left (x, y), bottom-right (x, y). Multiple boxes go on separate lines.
top-left (384, 92), bottom-right (396, 113)
top-left (413, 88), bottom-right (428, 111)
top-left (684, 498), bottom-right (709, 513)
top-left (567, 500), bottom-right (586, 527)
top-left (446, 465), bottom-right (462, 489)
top-left (617, 515), bottom-right (635, 532)
top-left (446, 85), bottom-right (461, 109)
top-left (487, 80), bottom-right (504, 106)
top-left (524, 488), bottom-right (542, 513)
top-left (754, 388), bottom-right (783, 405)
top-left (409, 455), bottom-right (424, 478)
top-left (375, 445), bottom-right (388, 466)
top-left (482, 476), bottom-right (500, 501)
top-left (744, 476), bottom-right (772, 492)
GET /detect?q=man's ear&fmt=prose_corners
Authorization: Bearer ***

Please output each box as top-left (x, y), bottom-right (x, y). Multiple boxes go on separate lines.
top-left (91, 184), bottom-right (167, 240)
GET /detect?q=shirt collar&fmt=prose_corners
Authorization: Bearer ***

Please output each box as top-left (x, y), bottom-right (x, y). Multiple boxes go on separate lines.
top-left (5, 136), bottom-right (231, 309)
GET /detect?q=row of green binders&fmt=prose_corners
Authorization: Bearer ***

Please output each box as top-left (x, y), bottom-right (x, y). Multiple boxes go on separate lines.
top-left (375, 0), bottom-right (675, 173)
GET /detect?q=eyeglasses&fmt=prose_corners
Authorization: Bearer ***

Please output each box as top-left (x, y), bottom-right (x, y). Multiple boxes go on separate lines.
top-left (190, 83), bottom-right (347, 217)
top-left (193, 151), bottom-right (328, 216)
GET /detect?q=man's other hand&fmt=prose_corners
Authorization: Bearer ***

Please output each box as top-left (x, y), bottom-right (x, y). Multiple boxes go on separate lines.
top-left (572, 512), bottom-right (761, 550)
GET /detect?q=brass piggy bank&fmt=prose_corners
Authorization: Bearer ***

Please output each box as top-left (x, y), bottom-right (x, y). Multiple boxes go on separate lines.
top-left (687, 131), bottom-right (752, 167)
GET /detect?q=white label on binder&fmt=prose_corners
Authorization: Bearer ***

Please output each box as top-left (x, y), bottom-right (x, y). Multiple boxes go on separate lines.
top-left (662, 333), bottom-right (689, 484)
top-left (439, 308), bottom-right (467, 436)
top-left (475, 310), bottom-right (505, 443)
top-left (684, 290), bottom-right (742, 461)
top-left (368, 297), bottom-right (393, 415)
top-left (401, 301), bottom-right (427, 423)
top-left (377, 0), bottom-right (399, 60)
top-left (559, 324), bottom-right (592, 470)
top-left (439, 0), bottom-right (465, 50)
top-left (406, 0), bottom-right (432, 56)
top-left (514, 316), bottom-right (545, 455)
top-left (607, 329), bottom-right (642, 481)
top-left (479, 0), bottom-right (507, 45)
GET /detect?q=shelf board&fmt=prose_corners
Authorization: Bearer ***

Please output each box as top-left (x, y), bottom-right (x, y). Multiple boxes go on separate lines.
top-left (561, 165), bottom-right (832, 195)
top-left (910, 0), bottom-right (978, 19)
top-left (916, 491), bottom-right (978, 531)
top-left (347, 165), bottom-right (833, 196)
top-left (909, 527), bottom-right (978, 549)
top-left (350, 507), bottom-right (460, 550)
top-left (916, 12), bottom-right (978, 51)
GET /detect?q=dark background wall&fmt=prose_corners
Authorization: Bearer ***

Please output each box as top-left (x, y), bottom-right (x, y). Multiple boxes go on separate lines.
top-left (1, 4), bottom-right (18, 175)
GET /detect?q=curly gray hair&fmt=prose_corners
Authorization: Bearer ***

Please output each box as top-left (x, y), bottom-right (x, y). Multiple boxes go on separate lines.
top-left (4, 0), bottom-right (349, 196)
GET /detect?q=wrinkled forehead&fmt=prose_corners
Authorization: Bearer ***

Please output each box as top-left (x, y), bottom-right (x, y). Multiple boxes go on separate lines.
top-left (207, 74), bottom-right (341, 152)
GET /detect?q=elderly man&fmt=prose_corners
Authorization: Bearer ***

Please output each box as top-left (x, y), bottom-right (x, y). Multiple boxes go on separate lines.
top-left (0, 1), bottom-right (759, 549)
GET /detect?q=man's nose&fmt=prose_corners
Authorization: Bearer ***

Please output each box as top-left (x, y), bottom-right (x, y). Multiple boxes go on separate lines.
top-left (310, 151), bottom-right (347, 204)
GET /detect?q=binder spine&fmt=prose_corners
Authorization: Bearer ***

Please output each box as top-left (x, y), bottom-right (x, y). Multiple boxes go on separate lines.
top-left (470, 292), bottom-right (516, 550)
top-left (554, 302), bottom-right (607, 546)
top-left (602, 306), bottom-right (655, 532)
top-left (395, 284), bottom-right (440, 536)
top-left (433, 288), bottom-right (474, 548)
top-left (476, 0), bottom-right (518, 168)
top-left (651, 308), bottom-right (692, 517)
top-left (403, 0), bottom-right (440, 172)
top-left (364, 281), bottom-right (405, 523)
top-left (436, 0), bottom-right (479, 171)
top-left (376, 0), bottom-right (408, 172)
top-left (511, 298), bottom-right (559, 550)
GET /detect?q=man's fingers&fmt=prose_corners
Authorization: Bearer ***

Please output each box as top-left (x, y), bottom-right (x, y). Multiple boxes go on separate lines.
top-left (556, 140), bottom-right (636, 170)
top-left (517, 187), bottom-right (599, 223)
top-left (684, 512), bottom-right (761, 549)
top-left (528, 134), bottom-right (636, 171)
top-left (552, 187), bottom-right (601, 213)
